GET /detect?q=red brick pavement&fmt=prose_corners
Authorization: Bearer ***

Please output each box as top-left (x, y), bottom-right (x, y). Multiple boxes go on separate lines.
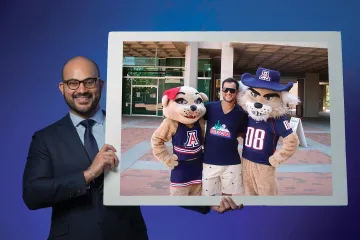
top-left (119, 117), bottom-right (332, 197)
top-left (286, 150), bottom-right (331, 164)
top-left (121, 128), bottom-right (155, 153)
top-left (275, 172), bottom-right (332, 196)
top-left (139, 146), bottom-right (173, 162)
top-left (120, 169), bottom-right (332, 196)
top-left (120, 169), bottom-right (170, 196)
top-left (305, 133), bottom-right (331, 146)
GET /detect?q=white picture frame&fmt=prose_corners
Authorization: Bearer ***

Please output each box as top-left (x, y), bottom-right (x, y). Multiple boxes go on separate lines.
top-left (103, 31), bottom-right (347, 206)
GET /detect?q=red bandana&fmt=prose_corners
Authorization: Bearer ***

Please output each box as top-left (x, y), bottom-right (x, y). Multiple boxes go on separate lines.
top-left (162, 87), bottom-right (181, 100)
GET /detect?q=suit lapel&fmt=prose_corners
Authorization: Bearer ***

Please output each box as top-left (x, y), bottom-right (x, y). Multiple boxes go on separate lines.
top-left (56, 113), bottom-right (92, 167)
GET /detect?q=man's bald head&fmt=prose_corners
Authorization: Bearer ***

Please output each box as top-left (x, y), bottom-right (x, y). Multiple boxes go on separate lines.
top-left (59, 56), bottom-right (104, 119)
top-left (62, 56), bottom-right (100, 80)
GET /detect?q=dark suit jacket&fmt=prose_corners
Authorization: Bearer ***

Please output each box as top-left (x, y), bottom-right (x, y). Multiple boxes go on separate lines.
top-left (22, 113), bottom-right (210, 240)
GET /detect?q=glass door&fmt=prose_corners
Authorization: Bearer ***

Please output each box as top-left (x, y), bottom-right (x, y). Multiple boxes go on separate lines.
top-left (131, 85), bottom-right (158, 116)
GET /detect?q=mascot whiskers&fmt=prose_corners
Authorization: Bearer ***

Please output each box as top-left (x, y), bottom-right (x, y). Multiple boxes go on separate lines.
top-left (151, 86), bottom-right (208, 196)
top-left (237, 67), bottom-right (300, 196)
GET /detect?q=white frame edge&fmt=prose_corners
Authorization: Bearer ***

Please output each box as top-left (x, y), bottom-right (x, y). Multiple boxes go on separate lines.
top-left (104, 31), bottom-right (348, 206)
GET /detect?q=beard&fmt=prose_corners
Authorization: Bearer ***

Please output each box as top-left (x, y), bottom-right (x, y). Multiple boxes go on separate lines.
top-left (64, 91), bottom-right (101, 117)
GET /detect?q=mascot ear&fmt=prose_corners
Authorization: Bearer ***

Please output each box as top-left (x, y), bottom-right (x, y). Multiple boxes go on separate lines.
top-left (281, 91), bottom-right (301, 105)
top-left (238, 81), bottom-right (249, 93)
top-left (162, 95), bottom-right (170, 107)
top-left (199, 92), bottom-right (209, 102)
top-left (162, 87), bottom-right (181, 107)
top-left (236, 81), bottom-right (248, 108)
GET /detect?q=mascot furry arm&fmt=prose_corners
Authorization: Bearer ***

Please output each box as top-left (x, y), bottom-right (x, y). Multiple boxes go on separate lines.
top-left (269, 125), bottom-right (299, 167)
top-left (151, 86), bottom-right (208, 169)
top-left (151, 118), bottom-right (180, 169)
top-left (238, 71), bottom-right (300, 168)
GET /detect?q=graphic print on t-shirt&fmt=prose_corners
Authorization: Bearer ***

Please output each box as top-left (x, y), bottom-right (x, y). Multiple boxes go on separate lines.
top-left (245, 126), bottom-right (264, 150)
top-left (242, 117), bottom-right (294, 165)
top-left (173, 128), bottom-right (203, 157)
top-left (209, 120), bottom-right (231, 138)
top-left (185, 130), bottom-right (200, 147)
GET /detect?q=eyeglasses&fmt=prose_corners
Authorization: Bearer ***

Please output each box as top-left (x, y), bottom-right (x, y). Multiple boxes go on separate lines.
top-left (222, 88), bottom-right (236, 94)
top-left (63, 77), bottom-right (99, 90)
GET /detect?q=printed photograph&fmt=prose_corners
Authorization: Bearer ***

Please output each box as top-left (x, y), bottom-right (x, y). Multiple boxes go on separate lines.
top-left (117, 40), bottom-right (333, 197)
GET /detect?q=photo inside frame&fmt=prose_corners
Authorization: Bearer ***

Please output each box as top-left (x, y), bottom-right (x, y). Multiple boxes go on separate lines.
top-left (117, 40), bottom-right (333, 197)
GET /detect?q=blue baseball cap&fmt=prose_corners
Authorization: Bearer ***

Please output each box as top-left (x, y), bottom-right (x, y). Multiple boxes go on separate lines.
top-left (241, 67), bottom-right (293, 92)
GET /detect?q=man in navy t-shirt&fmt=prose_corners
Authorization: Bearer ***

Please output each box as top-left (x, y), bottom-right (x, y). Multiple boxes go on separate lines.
top-left (202, 78), bottom-right (248, 196)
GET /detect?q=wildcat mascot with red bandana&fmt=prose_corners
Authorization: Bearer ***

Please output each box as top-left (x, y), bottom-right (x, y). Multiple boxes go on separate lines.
top-left (151, 86), bottom-right (208, 196)
top-left (237, 67), bottom-right (300, 196)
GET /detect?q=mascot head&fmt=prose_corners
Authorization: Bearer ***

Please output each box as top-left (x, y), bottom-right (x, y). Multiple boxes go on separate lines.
top-left (162, 86), bottom-right (208, 125)
top-left (237, 67), bottom-right (300, 122)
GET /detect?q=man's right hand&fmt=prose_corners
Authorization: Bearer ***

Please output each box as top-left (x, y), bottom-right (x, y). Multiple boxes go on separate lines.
top-left (84, 144), bottom-right (119, 183)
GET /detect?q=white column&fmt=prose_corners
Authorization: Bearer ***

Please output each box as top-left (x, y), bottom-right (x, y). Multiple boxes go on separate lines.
top-left (304, 72), bottom-right (320, 117)
top-left (184, 42), bottom-right (198, 89)
top-left (220, 42), bottom-right (234, 99)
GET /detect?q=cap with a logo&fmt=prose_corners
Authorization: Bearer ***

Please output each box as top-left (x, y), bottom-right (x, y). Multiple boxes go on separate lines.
top-left (241, 67), bottom-right (293, 92)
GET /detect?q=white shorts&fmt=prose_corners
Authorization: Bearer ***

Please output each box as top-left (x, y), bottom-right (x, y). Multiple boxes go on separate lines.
top-left (201, 163), bottom-right (244, 196)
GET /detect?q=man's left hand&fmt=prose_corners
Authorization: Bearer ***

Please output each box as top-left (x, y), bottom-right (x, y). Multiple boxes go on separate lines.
top-left (211, 197), bottom-right (244, 214)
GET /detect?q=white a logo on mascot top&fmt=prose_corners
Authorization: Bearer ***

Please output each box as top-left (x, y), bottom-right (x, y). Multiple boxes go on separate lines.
top-left (259, 70), bottom-right (271, 81)
top-left (185, 130), bottom-right (200, 147)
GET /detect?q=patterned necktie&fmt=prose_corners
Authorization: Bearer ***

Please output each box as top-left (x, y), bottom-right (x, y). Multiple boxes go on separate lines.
top-left (80, 119), bottom-right (99, 161)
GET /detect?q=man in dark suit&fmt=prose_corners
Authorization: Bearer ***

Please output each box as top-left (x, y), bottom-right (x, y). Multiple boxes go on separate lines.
top-left (22, 56), bottom-right (243, 240)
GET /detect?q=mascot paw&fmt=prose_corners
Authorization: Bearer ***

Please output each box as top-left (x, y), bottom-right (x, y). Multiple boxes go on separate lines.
top-left (164, 154), bottom-right (179, 170)
top-left (269, 156), bottom-right (280, 168)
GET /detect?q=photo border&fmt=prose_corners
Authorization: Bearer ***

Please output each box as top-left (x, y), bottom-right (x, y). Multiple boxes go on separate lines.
top-left (104, 31), bottom-right (347, 206)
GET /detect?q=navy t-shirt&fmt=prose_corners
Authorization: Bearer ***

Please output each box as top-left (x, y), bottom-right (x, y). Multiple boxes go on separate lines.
top-left (242, 116), bottom-right (294, 166)
top-left (203, 101), bottom-right (248, 166)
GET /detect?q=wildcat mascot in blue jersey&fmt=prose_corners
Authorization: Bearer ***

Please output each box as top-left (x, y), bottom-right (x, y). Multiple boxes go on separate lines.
top-left (151, 86), bottom-right (208, 196)
top-left (237, 67), bottom-right (300, 196)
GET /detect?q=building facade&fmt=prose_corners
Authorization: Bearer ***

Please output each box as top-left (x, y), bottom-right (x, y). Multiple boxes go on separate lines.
top-left (122, 57), bottom-right (212, 116)
top-left (122, 41), bottom-right (329, 117)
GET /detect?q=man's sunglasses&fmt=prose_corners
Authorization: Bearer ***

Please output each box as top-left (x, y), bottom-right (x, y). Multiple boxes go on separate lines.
top-left (222, 88), bottom-right (236, 94)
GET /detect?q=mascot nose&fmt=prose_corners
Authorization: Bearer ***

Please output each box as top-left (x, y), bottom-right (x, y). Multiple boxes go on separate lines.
top-left (254, 102), bottom-right (263, 109)
top-left (190, 105), bottom-right (197, 111)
